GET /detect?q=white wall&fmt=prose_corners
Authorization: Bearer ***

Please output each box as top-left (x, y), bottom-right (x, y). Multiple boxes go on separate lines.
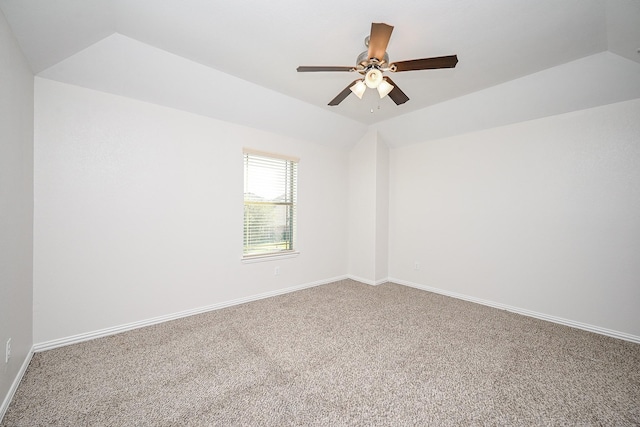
top-left (0, 9), bottom-right (33, 415)
top-left (347, 130), bottom-right (377, 283)
top-left (347, 130), bottom-right (390, 285)
top-left (389, 97), bottom-right (640, 339)
top-left (374, 136), bottom-right (389, 282)
top-left (33, 78), bottom-right (348, 344)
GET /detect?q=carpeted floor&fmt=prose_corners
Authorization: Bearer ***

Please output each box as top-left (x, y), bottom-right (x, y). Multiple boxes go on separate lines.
top-left (2, 279), bottom-right (640, 426)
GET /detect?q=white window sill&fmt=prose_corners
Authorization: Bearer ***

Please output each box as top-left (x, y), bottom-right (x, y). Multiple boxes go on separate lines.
top-left (241, 251), bottom-right (300, 264)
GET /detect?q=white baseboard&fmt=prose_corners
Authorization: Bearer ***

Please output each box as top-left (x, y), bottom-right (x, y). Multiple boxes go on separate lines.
top-left (34, 275), bottom-right (348, 352)
top-left (1, 345), bottom-right (34, 423)
top-left (347, 275), bottom-right (388, 286)
top-left (390, 277), bottom-right (640, 344)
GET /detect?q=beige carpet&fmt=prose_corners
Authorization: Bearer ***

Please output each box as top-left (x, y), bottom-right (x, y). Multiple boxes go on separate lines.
top-left (2, 279), bottom-right (639, 426)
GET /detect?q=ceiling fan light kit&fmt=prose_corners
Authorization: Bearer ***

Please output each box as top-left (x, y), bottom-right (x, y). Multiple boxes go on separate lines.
top-left (297, 22), bottom-right (458, 107)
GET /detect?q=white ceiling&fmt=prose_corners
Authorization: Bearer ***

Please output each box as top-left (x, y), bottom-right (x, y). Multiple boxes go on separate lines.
top-left (1, 0), bottom-right (639, 128)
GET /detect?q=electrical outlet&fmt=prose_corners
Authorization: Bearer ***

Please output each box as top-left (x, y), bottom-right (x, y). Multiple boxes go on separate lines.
top-left (5, 338), bottom-right (11, 363)
top-left (274, 266), bottom-right (280, 276)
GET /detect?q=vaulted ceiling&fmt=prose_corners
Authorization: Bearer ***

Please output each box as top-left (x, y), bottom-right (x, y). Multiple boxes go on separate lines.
top-left (2, 0), bottom-right (639, 146)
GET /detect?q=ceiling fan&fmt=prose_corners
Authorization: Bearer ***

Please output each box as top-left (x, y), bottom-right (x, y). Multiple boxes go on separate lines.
top-left (297, 23), bottom-right (458, 106)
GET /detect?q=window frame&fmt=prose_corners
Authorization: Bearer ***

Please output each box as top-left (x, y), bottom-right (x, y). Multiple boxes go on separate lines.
top-left (242, 148), bottom-right (299, 261)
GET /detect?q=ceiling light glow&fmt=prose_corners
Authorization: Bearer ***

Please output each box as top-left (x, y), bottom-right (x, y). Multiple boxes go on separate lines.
top-left (349, 80), bottom-right (367, 99)
top-left (364, 68), bottom-right (383, 88)
top-left (377, 79), bottom-right (394, 98)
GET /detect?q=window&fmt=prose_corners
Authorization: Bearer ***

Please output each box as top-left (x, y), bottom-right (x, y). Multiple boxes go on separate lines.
top-left (243, 149), bottom-right (298, 259)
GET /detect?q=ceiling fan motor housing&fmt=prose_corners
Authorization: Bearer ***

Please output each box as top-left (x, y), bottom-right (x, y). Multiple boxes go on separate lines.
top-left (357, 50), bottom-right (389, 69)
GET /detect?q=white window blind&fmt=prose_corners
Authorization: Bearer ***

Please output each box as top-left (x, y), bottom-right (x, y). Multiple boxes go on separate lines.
top-left (243, 150), bottom-right (298, 258)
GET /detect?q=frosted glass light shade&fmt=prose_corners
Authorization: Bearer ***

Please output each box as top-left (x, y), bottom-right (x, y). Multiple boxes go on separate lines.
top-left (364, 68), bottom-right (383, 88)
top-left (377, 79), bottom-right (394, 98)
top-left (350, 80), bottom-right (367, 99)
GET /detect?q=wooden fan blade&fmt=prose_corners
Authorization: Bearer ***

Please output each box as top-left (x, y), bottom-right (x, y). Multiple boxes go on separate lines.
top-left (383, 76), bottom-right (409, 105)
top-left (297, 66), bottom-right (355, 72)
top-left (391, 55), bottom-right (458, 72)
top-left (368, 23), bottom-right (394, 62)
top-left (328, 79), bottom-right (362, 106)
